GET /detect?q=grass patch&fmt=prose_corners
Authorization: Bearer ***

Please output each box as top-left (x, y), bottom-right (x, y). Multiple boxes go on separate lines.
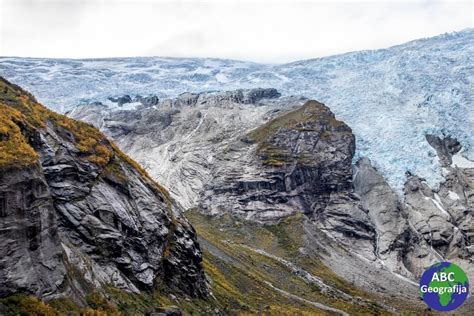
top-left (0, 77), bottom-right (172, 207)
top-left (0, 77), bottom-right (112, 167)
top-left (248, 100), bottom-right (347, 145)
top-left (0, 104), bottom-right (38, 168)
top-left (185, 209), bottom-right (395, 315)
top-left (247, 100), bottom-right (351, 167)
top-left (0, 294), bottom-right (58, 316)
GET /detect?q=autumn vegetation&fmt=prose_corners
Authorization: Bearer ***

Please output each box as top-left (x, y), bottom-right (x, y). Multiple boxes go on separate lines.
top-left (247, 100), bottom-right (349, 167)
top-left (0, 104), bottom-right (39, 168)
top-left (0, 78), bottom-right (112, 168)
top-left (0, 77), bottom-right (170, 202)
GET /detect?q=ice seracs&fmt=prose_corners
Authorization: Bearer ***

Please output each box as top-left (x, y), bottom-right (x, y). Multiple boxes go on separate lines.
top-left (1, 29), bottom-right (473, 192)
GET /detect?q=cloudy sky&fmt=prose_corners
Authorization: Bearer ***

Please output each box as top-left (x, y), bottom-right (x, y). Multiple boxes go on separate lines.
top-left (0, 0), bottom-right (472, 63)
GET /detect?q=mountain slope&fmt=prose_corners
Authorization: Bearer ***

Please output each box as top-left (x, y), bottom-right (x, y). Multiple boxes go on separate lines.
top-left (0, 80), bottom-right (401, 315)
top-left (1, 29), bottom-right (473, 192)
top-left (0, 77), bottom-right (208, 310)
top-left (71, 88), bottom-right (474, 314)
top-left (69, 89), bottom-right (307, 210)
top-left (2, 79), bottom-right (473, 314)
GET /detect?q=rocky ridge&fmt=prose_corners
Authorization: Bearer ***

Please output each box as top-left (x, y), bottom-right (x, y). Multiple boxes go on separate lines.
top-left (0, 77), bottom-right (208, 307)
top-left (200, 100), bottom-right (356, 221)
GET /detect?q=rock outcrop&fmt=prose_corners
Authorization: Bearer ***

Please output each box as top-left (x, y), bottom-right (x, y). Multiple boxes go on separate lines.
top-left (425, 134), bottom-right (462, 166)
top-left (352, 158), bottom-right (412, 272)
top-left (403, 135), bottom-right (474, 278)
top-left (70, 88), bottom-right (474, 311)
top-left (200, 100), bottom-right (356, 220)
top-left (0, 77), bottom-right (208, 304)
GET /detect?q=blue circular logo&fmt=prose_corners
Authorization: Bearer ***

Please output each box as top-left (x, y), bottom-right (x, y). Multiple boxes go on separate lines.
top-left (419, 262), bottom-right (469, 311)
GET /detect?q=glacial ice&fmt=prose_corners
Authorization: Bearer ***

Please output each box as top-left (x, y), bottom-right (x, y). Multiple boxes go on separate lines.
top-left (0, 29), bottom-right (473, 192)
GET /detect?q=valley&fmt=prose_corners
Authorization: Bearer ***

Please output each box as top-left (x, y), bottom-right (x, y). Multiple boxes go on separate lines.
top-left (0, 30), bottom-right (473, 315)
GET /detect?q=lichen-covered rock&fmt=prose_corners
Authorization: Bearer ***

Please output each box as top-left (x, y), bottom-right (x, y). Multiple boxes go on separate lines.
top-left (0, 77), bottom-right (208, 304)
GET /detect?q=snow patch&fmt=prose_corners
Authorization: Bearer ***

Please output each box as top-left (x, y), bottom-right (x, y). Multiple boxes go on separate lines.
top-left (215, 73), bottom-right (230, 83)
top-left (452, 152), bottom-right (474, 169)
top-left (425, 195), bottom-right (450, 218)
top-left (448, 191), bottom-right (460, 200)
top-left (441, 167), bottom-right (449, 176)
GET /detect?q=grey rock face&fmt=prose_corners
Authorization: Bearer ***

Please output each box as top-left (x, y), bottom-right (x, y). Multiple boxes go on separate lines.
top-left (70, 87), bottom-right (474, 298)
top-left (0, 78), bottom-right (208, 303)
top-left (108, 95), bottom-right (132, 106)
top-left (220, 88), bottom-right (281, 104)
top-left (352, 152), bottom-right (474, 280)
top-left (0, 166), bottom-right (65, 300)
top-left (200, 100), bottom-right (357, 221)
top-left (352, 158), bottom-right (410, 269)
top-left (402, 136), bottom-right (474, 278)
top-left (349, 136), bottom-right (474, 280)
top-left (71, 88), bottom-right (307, 210)
top-left (104, 94), bottom-right (160, 110)
top-left (135, 95), bottom-right (160, 107)
top-left (425, 134), bottom-right (461, 166)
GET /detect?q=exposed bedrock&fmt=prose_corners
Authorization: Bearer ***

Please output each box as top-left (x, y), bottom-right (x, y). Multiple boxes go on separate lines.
top-left (200, 100), bottom-right (356, 219)
top-left (403, 135), bottom-right (474, 278)
top-left (0, 77), bottom-right (208, 304)
top-left (70, 88), bottom-right (473, 297)
top-left (0, 165), bottom-right (65, 300)
top-left (70, 88), bottom-right (307, 209)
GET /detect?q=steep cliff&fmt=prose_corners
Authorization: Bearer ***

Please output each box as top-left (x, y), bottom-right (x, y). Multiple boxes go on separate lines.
top-left (200, 100), bottom-right (356, 221)
top-left (0, 77), bottom-right (208, 309)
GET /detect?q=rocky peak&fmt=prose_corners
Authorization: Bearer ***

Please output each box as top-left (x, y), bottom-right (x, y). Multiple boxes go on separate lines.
top-left (135, 94), bottom-right (160, 107)
top-left (249, 100), bottom-right (355, 189)
top-left (425, 134), bottom-right (462, 166)
top-left (108, 95), bottom-right (133, 105)
top-left (221, 88), bottom-right (281, 104)
top-left (107, 94), bottom-right (161, 108)
top-left (200, 100), bottom-right (356, 221)
top-left (0, 77), bottom-right (208, 304)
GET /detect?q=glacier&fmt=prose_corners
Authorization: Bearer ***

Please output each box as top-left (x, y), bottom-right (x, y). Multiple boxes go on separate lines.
top-left (0, 29), bottom-right (473, 192)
